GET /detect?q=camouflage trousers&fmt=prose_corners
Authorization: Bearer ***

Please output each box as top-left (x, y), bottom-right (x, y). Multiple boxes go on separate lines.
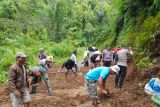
top-left (86, 79), bottom-right (98, 99)
top-left (41, 72), bottom-right (53, 96)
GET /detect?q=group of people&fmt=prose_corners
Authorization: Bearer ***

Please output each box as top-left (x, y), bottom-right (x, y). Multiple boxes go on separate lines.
top-left (8, 48), bottom-right (81, 107)
top-left (8, 49), bottom-right (54, 107)
top-left (8, 45), bottom-right (159, 107)
top-left (8, 45), bottom-right (134, 107)
top-left (83, 45), bottom-right (133, 107)
top-left (82, 45), bottom-right (133, 89)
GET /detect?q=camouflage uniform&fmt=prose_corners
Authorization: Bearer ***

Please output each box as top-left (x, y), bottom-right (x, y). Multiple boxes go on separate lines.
top-left (29, 66), bottom-right (53, 96)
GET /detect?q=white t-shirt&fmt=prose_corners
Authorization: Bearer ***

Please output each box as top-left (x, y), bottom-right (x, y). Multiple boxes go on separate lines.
top-left (117, 49), bottom-right (133, 66)
top-left (39, 59), bottom-right (47, 65)
top-left (83, 50), bottom-right (89, 58)
top-left (71, 54), bottom-right (77, 64)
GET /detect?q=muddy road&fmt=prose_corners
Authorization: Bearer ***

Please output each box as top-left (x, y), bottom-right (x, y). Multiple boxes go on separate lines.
top-left (0, 63), bottom-right (154, 107)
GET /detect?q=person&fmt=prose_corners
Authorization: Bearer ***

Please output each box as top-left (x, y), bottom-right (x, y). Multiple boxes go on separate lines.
top-left (90, 51), bottom-right (101, 69)
top-left (39, 55), bottom-right (54, 70)
top-left (88, 47), bottom-right (98, 52)
top-left (37, 48), bottom-right (47, 60)
top-left (8, 52), bottom-right (30, 107)
top-left (71, 51), bottom-right (78, 71)
top-left (85, 65), bottom-right (120, 107)
top-left (58, 59), bottom-right (77, 83)
top-left (28, 65), bottom-right (53, 96)
top-left (88, 47), bottom-right (97, 64)
top-left (82, 48), bottom-right (89, 67)
top-left (144, 78), bottom-right (160, 107)
top-left (102, 46), bottom-right (113, 67)
top-left (35, 55), bottom-right (54, 95)
top-left (115, 44), bottom-right (133, 89)
top-left (113, 47), bottom-right (121, 62)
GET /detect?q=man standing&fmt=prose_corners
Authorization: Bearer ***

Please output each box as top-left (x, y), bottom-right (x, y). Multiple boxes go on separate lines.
top-left (71, 51), bottom-right (78, 71)
top-left (115, 45), bottom-right (133, 89)
top-left (102, 46), bottom-right (113, 67)
top-left (8, 52), bottom-right (30, 107)
top-left (85, 65), bottom-right (120, 107)
top-left (37, 48), bottom-right (47, 60)
top-left (82, 48), bottom-right (89, 67)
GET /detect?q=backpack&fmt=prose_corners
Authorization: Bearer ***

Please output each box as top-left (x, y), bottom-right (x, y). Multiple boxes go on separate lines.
top-left (113, 48), bottom-right (121, 55)
top-left (114, 54), bottom-right (118, 62)
top-left (33, 71), bottom-right (41, 77)
top-left (103, 50), bottom-right (112, 60)
top-left (30, 67), bottom-right (41, 77)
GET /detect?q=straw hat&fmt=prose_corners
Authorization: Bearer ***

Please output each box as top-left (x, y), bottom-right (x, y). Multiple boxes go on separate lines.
top-left (47, 56), bottom-right (53, 62)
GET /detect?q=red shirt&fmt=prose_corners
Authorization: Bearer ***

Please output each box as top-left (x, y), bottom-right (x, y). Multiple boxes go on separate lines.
top-left (113, 48), bottom-right (121, 55)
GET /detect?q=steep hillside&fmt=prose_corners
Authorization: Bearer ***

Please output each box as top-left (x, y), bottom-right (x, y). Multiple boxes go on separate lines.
top-left (0, 0), bottom-right (159, 84)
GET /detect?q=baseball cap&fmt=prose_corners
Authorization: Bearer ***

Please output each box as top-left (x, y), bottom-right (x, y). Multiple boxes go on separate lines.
top-left (110, 65), bottom-right (120, 74)
top-left (16, 52), bottom-right (27, 58)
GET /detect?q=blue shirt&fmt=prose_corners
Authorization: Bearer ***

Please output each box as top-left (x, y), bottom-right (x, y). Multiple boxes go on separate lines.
top-left (85, 67), bottom-right (110, 81)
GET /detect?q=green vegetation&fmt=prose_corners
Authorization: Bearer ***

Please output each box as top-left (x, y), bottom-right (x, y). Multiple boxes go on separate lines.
top-left (115, 0), bottom-right (160, 70)
top-left (136, 56), bottom-right (154, 70)
top-left (0, 0), bottom-right (159, 83)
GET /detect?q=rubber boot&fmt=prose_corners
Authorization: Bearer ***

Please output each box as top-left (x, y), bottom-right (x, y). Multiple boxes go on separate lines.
top-left (31, 86), bottom-right (37, 94)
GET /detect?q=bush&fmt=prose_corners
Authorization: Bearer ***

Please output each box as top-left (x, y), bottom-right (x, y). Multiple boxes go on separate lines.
top-left (136, 56), bottom-right (154, 70)
top-left (0, 32), bottom-right (78, 83)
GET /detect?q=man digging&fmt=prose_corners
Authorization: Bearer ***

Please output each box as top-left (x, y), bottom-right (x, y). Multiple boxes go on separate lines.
top-left (85, 65), bottom-right (120, 107)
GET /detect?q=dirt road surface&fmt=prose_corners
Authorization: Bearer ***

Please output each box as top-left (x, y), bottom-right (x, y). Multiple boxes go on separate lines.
top-left (0, 63), bottom-right (154, 107)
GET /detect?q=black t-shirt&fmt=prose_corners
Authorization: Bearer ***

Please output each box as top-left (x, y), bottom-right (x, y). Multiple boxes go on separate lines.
top-left (90, 54), bottom-right (99, 63)
top-left (62, 59), bottom-right (75, 70)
